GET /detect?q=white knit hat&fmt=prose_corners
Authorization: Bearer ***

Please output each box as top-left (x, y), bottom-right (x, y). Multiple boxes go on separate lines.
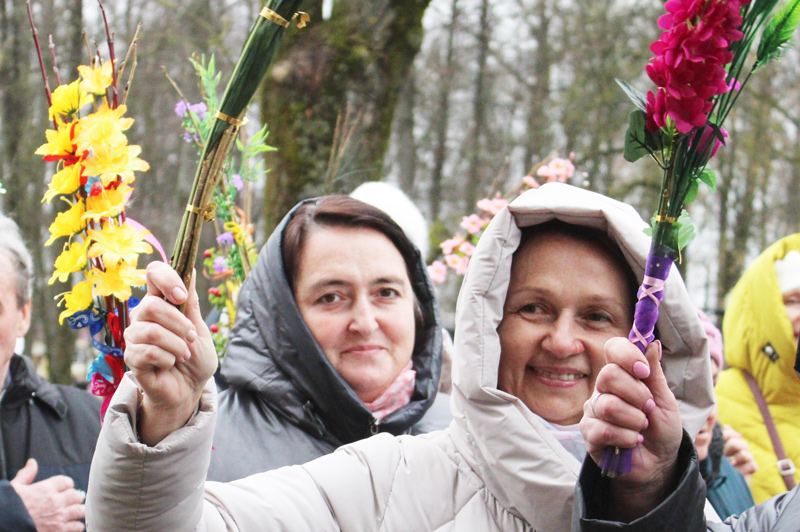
top-left (350, 182), bottom-right (430, 258)
top-left (775, 250), bottom-right (800, 294)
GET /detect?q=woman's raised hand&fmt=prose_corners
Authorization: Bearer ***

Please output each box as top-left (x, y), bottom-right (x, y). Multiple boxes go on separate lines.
top-left (580, 338), bottom-right (683, 521)
top-left (123, 261), bottom-right (217, 446)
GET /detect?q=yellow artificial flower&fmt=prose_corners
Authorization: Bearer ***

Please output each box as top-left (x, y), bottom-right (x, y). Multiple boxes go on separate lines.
top-left (49, 79), bottom-right (92, 120)
top-left (46, 199), bottom-right (86, 245)
top-left (57, 280), bottom-right (94, 324)
top-left (42, 163), bottom-right (82, 203)
top-left (49, 240), bottom-right (88, 284)
top-left (35, 120), bottom-right (75, 158)
top-left (87, 261), bottom-right (145, 301)
top-left (78, 60), bottom-right (114, 95)
top-left (74, 104), bottom-right (133, 154)
top-left (82, 143), bottom-right (150, 187)
top-left (87, 222), bottom-right (153, 266)
top-left (83, 183), bottom-right (131, 222)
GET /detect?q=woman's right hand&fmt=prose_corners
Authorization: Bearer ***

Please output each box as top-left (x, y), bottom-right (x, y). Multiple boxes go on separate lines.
top-left (123, 261), bottom-right (217, 446)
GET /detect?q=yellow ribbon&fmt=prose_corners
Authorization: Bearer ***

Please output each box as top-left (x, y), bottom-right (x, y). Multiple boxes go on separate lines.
top-left (215, 111), bottom-right (248, 127)
top-left (259, 7), bottom-right (310, 28)
top-left (654, 215), bottom-right (678, 223)
top-left (186, 202), bottom-right (217, 222)
top-left (293, 12), bottom-right (310, 28)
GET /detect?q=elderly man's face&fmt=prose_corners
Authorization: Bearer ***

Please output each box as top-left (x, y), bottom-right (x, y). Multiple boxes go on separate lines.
top-left (0, 254), bottom-right (31, 371)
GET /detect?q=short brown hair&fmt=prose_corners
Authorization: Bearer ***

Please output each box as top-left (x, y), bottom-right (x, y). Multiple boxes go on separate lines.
top-left (282, 195), bottom-right (421, 291)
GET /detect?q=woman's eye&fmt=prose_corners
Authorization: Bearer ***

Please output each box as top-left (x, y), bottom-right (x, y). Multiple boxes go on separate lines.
top-left (318, 293), bottom-right (341, 304)
top-left (585, 311), bottom-right (612, 324)
top-left (378, 287), bottom-right (400, 298)
top-left (519, 303), bottom-right (542, 315)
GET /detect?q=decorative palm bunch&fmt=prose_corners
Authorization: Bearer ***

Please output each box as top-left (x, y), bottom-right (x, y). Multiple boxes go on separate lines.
top-left (171, 55), bottom-right (273, 357)
top-left (607, 0), bottom-right (800, 477)
top-left (171, 0), bottom-right (306, 294)
top-left (30, 2), bottom-right (155, 416)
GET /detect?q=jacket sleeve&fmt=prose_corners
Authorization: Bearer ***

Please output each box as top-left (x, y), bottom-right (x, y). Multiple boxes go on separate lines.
top-left (571, 431), bottom-right (707, 532)
top-left (708, 488), bottom-right (799, 532)
top-left (572, 432), bottom-right (800, 532)
top-left (85, 374), bottom-right (339, 532)
top-left (0, 480), bottom-right (36, 532)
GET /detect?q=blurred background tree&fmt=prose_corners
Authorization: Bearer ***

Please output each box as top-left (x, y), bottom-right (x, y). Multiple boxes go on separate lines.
top-left (2, 0), bottom-right (799, 381)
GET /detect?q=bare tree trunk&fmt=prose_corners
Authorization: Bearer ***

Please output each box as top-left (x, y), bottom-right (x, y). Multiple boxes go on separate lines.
top-left (395, 69), bottom-right (418, 196)
top-left (261, 0), bottom-right (432, 234)
top-left (523, 0), bottom-right (553, 171)
top-left (465, 0), bottom-right (490, 212)
top-left (429, 0), bottom-right (459, 222)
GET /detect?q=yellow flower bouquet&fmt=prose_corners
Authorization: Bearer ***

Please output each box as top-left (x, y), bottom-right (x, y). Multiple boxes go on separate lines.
top-left (31, 5), bottom-right (157, 416)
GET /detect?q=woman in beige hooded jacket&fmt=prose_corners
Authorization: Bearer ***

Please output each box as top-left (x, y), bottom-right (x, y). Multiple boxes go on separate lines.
top-left (86, 183), bottom-right (713, 531)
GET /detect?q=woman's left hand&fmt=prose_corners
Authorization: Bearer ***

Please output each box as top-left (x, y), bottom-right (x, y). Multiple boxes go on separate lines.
top-left (580, 337), bottom-right (683, 521)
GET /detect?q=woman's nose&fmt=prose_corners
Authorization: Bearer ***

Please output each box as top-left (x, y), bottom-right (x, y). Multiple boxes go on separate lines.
top-left (541, 314), bottom-right (584, 357)
top-left (348, 296), bottom-right (379, 335)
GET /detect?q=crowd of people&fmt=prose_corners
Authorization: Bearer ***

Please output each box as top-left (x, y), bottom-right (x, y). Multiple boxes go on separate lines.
top-left (1, 182), bottom-right (799, 531)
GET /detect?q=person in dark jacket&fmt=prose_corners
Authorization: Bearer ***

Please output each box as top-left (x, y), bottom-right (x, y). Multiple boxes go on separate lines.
top-left (207, 196), bottom-right (448, 482)
top-left (0, 213), bottom-right (101, 532)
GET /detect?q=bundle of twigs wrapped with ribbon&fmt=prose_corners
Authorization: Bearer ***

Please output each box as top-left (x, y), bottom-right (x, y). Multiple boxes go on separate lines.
top-left (171, 0), bottom-right (307, 293)
top-left (606, 0), bottom-right (800, 477)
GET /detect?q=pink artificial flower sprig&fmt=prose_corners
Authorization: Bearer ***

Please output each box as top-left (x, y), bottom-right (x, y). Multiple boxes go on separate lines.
top-left (428, 155), bottom-right (576, 285)
top-left (608, 0), bottom-right (800, 478)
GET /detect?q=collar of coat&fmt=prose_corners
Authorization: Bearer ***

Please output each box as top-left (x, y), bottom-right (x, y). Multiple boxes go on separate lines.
top-left (2, 355), bottom-right (68, 418)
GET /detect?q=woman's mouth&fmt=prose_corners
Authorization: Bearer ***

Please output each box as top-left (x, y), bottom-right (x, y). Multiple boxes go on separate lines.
top-left (529, 367), bottom-right (587, 382)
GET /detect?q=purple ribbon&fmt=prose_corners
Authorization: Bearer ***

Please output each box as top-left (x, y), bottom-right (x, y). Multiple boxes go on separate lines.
top-left (600, 251), bottom-right (673, 477)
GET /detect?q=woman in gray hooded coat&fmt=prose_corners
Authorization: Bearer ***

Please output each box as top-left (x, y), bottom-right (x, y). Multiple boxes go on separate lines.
top-left (207, 196), bottom-right (449, 481)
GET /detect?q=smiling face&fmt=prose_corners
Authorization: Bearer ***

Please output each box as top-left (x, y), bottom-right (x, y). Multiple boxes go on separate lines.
top-left (497, 226), bottom-right (636, 426)
top-left (294, 225), bottom-right (416, 403)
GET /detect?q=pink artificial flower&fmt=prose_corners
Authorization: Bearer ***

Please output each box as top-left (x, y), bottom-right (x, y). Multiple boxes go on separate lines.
top-left (523, 176), bottom-right (540, 189)
top-left (459, 241), bottom-right (476, 256)
top-left (691, 124), bottom-right (728, 159)
top-left (476, 193), bottom-right (509, 215)
top-left (537, 157), bottom-right (575, 183)
top-left (460, 214), bottom-right (486, 235)
top-left (454, 255), bottom-right (470, 276)
top-left (445, 254), bottom-right (462, 270)
top-left (645, 0), bottom-right (748, 134)
top-left (427, 260), bottom-right (448, 284)
top-left (440, 234), bottom-right (466, 255)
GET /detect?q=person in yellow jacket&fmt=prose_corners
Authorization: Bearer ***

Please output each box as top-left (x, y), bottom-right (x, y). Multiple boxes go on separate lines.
top-left (716, 234), bottom-right (800, 503)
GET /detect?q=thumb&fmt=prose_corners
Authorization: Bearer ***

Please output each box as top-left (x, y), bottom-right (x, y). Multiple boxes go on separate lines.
top-left (11, 458), bottom-right (38, 485)
top-left (642, 340), bottom-right (673, 406)
top-left (182, 270), bottom-right (209, 339)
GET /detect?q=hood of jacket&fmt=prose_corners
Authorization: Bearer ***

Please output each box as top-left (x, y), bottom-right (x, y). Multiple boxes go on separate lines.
top-left (449, 183), bottom-right (714, 531)
top-left (721, 233), bottom-right (800, 405)
top-left (219, 198), bottom-right (442, 446)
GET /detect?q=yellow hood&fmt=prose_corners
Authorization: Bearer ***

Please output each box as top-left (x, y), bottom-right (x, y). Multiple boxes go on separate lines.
top-left (722, 233), bottom-right (800, 405)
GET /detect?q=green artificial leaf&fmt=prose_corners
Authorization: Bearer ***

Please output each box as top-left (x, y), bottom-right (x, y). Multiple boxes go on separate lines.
top-left (624, 111), bottom-right (652, 162)
top-left (756, 0), bottom-right (800, 67)
top-left (698, 168), bottom-right (717, 192)
top-left (676, 209), bottom-right (696, 251)
top-left (643, 214), bottom-right (657, 238)
top-left (684, 178), bottom-right (700, 205)
top-left (616, 78), bottom-right (648, 113)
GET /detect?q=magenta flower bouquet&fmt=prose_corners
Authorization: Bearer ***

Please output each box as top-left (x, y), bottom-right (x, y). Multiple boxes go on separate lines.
top-left (608, 0), bottom-right (800, 477)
